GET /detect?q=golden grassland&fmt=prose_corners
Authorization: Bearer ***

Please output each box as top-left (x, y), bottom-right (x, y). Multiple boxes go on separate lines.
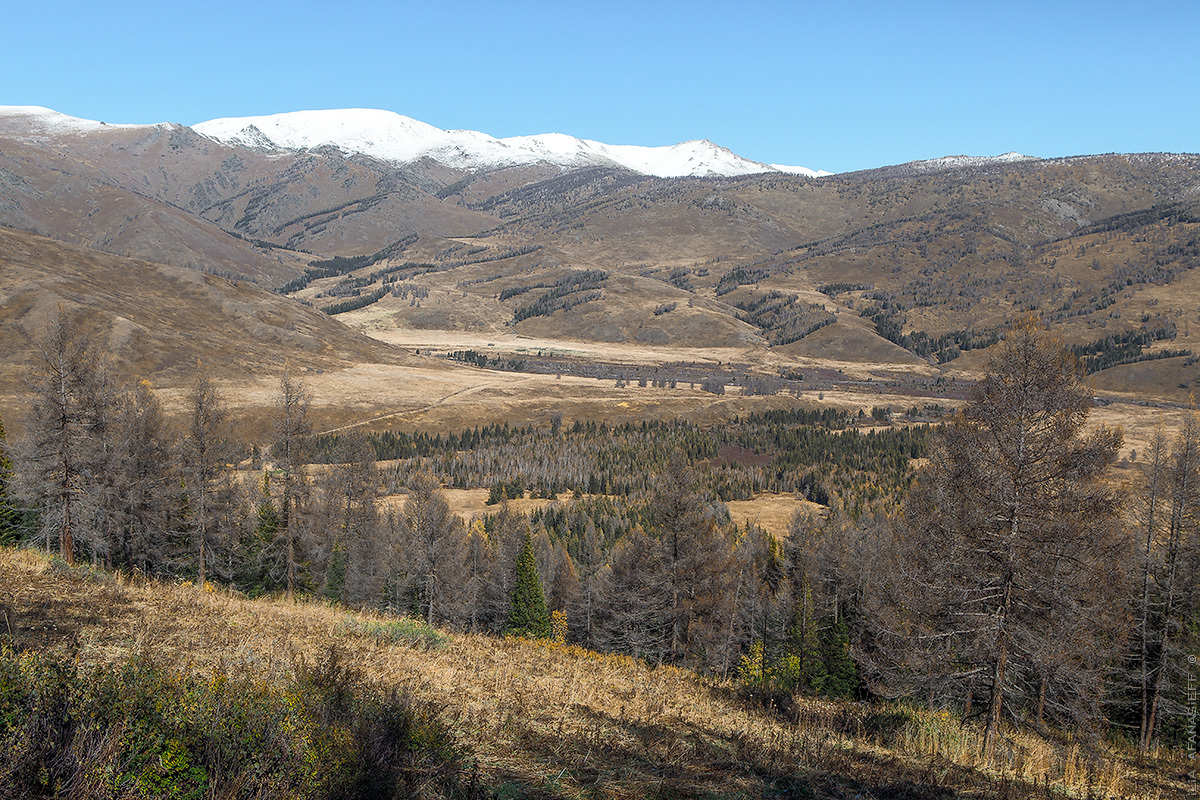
top-left (2, 547), bottom-right (1195, 799)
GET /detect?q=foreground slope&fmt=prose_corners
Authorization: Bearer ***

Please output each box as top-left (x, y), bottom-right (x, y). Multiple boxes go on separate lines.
top-left (1, 547), bottom-right (1191, 799)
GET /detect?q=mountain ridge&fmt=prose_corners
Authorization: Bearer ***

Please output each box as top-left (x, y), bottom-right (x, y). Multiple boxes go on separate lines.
top-left (2, 105), bottom-right (837, 178)
top-left (193, 108), bottom-right (831, 178)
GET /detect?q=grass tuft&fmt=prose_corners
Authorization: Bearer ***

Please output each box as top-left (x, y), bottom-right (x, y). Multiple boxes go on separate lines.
top-left (334, 615), bottom-right (449, 649)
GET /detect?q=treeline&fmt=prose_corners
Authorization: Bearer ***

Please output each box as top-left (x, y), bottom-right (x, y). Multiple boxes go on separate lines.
top-left (1069, 323), bottom-right (1190, 374)
top-left (310, 410), bottom-right (928, 511)
top-left (715, 266), bottom-right (770, 297)
top-left (818, 282), bottom-right (873, 296)
top-left (732, 291), bottom-right (837, 347)
top-left (443, 350), bottom-right (526, 371)
top-left (323, 287), bottom-right (388, 315)
top-left (275, 234), bottom-right (421, 294)
top-left (860, 300), bottom-right (1000, 362)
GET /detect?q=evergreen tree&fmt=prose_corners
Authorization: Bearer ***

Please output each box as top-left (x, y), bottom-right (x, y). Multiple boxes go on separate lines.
top-left (820, 616), bottom-right (859, 699)
top-left (506, 531), bottom-right (550, 639)
top-left (237, 472), bottom-right (281, 596)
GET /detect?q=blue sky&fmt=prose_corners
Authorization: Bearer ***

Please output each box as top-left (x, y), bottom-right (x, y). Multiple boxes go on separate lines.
top-left (4, 0), bottom-right (1197, 173)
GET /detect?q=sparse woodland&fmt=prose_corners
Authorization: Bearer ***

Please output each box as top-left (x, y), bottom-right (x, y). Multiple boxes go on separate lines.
top-left (2, 312), bottom-right (1200, 798)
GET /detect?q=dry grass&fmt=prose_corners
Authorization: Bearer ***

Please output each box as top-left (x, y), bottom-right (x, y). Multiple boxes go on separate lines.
top-left (1, 547), bottom-right (1193, 799)
top-left (725, 493), bottom-right (826, 539)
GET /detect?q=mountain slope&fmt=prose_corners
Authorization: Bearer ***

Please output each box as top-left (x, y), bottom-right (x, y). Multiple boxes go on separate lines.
top-left (5, 105), bottom-right (1200, 394)
top-left (0, 226), bottom-right (402, 392)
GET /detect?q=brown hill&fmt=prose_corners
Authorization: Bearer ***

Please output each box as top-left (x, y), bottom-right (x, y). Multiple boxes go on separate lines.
top-left (0, 226), bottom-right (403, 395)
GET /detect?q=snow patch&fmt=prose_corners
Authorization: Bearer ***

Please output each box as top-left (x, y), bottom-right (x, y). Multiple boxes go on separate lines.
top-left (769, 163), bottom-right (835, 178)
top-left (908, 152), bottom-right (1038, 172)
top-left (0, 105), bottom-right (149, 137)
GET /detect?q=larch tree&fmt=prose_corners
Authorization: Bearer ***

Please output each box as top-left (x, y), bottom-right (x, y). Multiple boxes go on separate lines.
top-left (107, 380), bottom-right (174, 573)
top-left (180, 367), bottom-right (233, 586)
top-left (645, 451), bottom-right (735, 668)
top-left (479, 499), bottom-right (529, 633)
top-left (1140, 404), bottom-right (1200, 749)
top-left (568, 517), bottom-right (605, 647)
top-left (399, 471), bottom-right (466, 625)
top-left (1130, 423), bottom-right (1170, 751)
top-left (325, 432), bottom-right (385, 608)
top-left (0, 411), bottom-right (19, 545)
top-left (20, 308), bottom-right (119, 564)
top-left (889, 318), bottom-right (1128, 760)
top-left (272, 368), bottom-right (312, 603)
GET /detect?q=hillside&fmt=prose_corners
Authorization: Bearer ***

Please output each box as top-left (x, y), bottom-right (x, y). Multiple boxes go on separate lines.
top-left (1, 547), bottom-right (1192, 799)
top-left (0, 226), bottom-right (404, 393)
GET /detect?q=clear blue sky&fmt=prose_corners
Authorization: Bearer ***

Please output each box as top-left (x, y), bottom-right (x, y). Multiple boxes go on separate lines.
top-left (4, 0), bottom-right (1197, 174)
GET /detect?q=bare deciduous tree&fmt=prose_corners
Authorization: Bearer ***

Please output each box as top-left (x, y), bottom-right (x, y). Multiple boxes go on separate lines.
top-left (884, 318), bottom-right (1128, 759)
top-left (399, 472), bottom-right (467, 625)
top-left (273, 368), bottom-right (312, 603)
top-left (20, 308), bottom-right (119, 565)
top-left (181, 367), bottom-right (234, 586)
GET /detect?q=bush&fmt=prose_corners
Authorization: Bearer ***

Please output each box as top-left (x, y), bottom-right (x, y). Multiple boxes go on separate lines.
top-left (0, 644), bottom-right (477, 799)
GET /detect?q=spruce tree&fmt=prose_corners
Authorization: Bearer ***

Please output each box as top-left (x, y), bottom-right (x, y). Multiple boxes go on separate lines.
top-left (506, 531), bottom-right (550, 639)
top-left (820, 616), bottom-right (859, 699)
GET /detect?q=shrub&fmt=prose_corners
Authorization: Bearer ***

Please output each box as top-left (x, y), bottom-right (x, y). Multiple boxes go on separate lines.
top-left (0, 644), bottom-right (475, 799)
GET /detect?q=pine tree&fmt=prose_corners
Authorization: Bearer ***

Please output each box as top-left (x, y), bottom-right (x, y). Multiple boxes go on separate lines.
top-left (506, 530), bottom-right (550, 639)
top-left (238, 472), bottom-right (281, 596)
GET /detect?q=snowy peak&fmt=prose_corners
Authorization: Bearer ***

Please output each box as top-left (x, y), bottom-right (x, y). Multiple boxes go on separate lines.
top-left (193, 109), bottom-right (829, 179)
top-left (194, 109), bottom-right (446, 160)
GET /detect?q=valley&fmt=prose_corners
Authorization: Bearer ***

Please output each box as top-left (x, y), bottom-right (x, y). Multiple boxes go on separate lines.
top-left (3, 105), bottom-right (1200, 798)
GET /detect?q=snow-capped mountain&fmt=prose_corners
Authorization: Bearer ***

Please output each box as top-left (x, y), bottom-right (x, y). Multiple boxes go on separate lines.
top-left (192, 109), bottom-right (833, 179)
